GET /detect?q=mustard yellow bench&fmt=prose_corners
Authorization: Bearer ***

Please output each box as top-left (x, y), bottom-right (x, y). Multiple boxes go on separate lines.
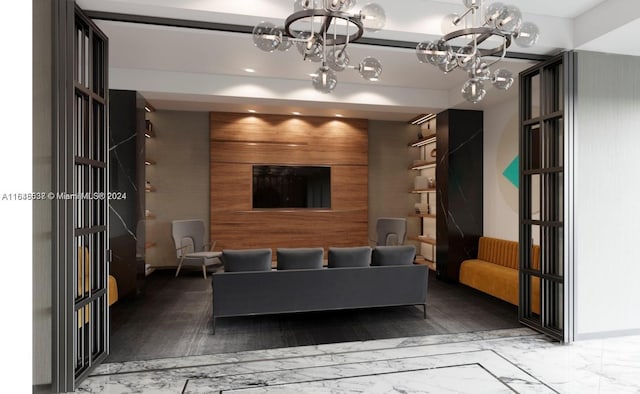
top-left (459, 237), bottom-right (540, 314)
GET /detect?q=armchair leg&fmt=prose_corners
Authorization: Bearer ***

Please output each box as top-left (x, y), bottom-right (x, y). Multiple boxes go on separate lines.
top-left (202, 264), bottom-right (207, 279)
top-left (175, 262), bottom-right (183, 277)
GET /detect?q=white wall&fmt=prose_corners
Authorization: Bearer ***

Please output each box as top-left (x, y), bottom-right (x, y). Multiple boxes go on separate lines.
top-left (574, 51), bottom-right (640, 337)
top-left (368, 121), bottom-right (421, 243)
top-left (483, 98), bottom-right (520, 241)
top-left (145, 110), bottom-right (211, 268)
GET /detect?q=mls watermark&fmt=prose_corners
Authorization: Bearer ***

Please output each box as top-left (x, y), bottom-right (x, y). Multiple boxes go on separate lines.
top-left (1, 192), bottom-right (127, 201)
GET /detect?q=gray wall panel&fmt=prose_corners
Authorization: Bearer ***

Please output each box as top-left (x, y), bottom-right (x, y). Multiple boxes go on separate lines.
top-left (574, 51), bottom-right (640, 337)
top-left (33, 0), bottom-right (53, 389)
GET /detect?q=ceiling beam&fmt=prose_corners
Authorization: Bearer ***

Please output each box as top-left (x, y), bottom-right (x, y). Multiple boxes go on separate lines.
top-left (84, 10), bottom-right (551, 62)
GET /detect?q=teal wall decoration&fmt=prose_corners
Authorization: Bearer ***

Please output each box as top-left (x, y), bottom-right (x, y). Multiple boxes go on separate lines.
top-left (503, 156), bottom-right (519, 188)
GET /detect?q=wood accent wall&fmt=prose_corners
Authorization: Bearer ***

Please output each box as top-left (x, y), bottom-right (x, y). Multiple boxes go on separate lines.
top-left (210, 112), bottom-right (368, 254)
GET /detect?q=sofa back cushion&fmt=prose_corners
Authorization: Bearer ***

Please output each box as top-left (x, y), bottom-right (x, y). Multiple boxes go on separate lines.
top-left (276, 248), bottom-right (324, 270)
top-left (371, 245), bottom-right (416, 266)
top-left (477, 237), bottom-right (540, 270)
top-left (327, 246), bottom-right (371, 268)
top-left (222, 249), bottom-right (272, 272)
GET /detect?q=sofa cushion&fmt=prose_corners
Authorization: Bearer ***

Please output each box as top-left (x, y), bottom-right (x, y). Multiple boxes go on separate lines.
top-left (276, 248), bottom-right (324, 270)
top-left (327, 246), bottom-right (372, 268)
top-left (222, 249), bottom-right (272, 272)
top-left (371, 245), bottom-right (416, 266)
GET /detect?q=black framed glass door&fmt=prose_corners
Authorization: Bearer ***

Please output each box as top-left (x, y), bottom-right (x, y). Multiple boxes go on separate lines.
top-left (519, 52), bottom-right (575, 342)
top-left (53, 2), bottom-right (109, 391)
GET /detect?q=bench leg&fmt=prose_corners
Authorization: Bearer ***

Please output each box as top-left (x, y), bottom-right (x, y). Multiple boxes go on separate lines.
top-left (423, 304), bottom-right (427, 319)
top-left (212, 316), bottom-right (216, 335)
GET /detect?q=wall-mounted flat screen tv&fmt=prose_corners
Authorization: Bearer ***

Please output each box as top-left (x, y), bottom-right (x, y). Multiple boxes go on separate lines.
top-left (252, 165), bottom-right (331, 209)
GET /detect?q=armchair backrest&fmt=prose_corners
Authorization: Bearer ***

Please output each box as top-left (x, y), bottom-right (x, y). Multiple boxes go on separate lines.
top-left (171, 219), bottom-right (207, 257)
top-left (375, 217), bottom-right (407, 246)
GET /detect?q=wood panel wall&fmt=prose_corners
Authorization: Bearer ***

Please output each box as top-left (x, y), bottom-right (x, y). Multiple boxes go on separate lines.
top-left (210, 112), bottom-right (369, 255)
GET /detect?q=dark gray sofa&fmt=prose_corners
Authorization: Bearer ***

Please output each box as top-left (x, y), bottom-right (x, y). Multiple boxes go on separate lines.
top-left (212, 246), bottom-right (428, 333)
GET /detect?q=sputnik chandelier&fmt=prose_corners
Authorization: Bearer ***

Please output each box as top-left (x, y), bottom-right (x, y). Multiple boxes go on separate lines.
top-left (416, 0), bottom-right (540, 103)
top-left (252, 0), bottom-right (386, 93)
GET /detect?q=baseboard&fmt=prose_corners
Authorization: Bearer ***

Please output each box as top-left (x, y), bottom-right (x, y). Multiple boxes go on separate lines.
top-left (32, 383), bottom-right (51, 394)
top-left (575, 328), bottom-right (640, 341)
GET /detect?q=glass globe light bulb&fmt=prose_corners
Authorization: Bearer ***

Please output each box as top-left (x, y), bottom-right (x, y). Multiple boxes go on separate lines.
top-left (416, 41), bottom-right (434, 64)
top-left (296, 32), bottom-right (323, 62)
top-left (441, 13), bottom-right (461, 35)
top-left (359, 56), bottom-right (382, 81)
top-left (325, 0), bottom-right (342, 12)
top-left (456, 46), bottom-right (479, 71)
top-left (492, 68), bottom-right (514, 90)
top-left (324, 0), bottom-right (357, 11)
top-left (469, 62), bottom-right (491, 80)
top-left (294, 0), bottom-right (315, 11)
top-left (485, 2), bottom-right (504, 26)
top-left (252, 22), bottom-right (281, 52)
top-left (327, 47), bottom-right (350, 71)
top-left (438, 58), bottom-right (457, 74)
top-left (463, 0), bottom-right (479, 8)
top-left (433, 40), bottom-right (453, 65)
top-left (312, 66), bottom-right (338, 93)
top-left (515, 22), bottom-right (540, 48)
top-left (495, 5), bottom-right (522, 33)
top-left (340, 0), bottom-right (357, 11)
top-left (360, 3), bottom-right (386, 32)
top-left (276, 26), bottom-right (293, 51)
top-left (462, 79), bottom-right (487, 103)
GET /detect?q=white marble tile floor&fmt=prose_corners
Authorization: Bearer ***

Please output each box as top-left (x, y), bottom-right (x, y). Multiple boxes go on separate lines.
top-left (76, 328), bottom-right (640, 393)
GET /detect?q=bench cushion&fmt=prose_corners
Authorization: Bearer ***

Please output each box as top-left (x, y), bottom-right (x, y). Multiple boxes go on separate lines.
top-left (460, 259), bottom-right (540, 313)
top-left (460, 259), bottom-right (518, 305)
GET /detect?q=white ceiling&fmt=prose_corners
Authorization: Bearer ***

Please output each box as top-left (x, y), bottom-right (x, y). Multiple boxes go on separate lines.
top-left (76, 0), bottom-right (640, 121)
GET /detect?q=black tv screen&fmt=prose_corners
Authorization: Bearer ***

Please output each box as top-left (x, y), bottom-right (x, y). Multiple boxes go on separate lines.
top-left (252, 165), bottom-right (331, 209)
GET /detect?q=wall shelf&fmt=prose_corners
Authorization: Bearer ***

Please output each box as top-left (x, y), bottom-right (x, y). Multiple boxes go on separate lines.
top-left (410, 160), bottom-right (436, 170)
top-left (411, 188), bottom-right (436, 194)
top-left (409, 134), bottom-right (436, 147)
top-left (409, 212), bottom-right (436, 219)
top-left (407, 236), bottom-right (436, 245)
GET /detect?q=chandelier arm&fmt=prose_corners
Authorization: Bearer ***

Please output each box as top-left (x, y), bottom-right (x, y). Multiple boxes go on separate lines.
top-left (320, 15), bottom-right (335, 36)
top-left (442, 27), bottom-right (511, 58)
top-left (285, 9), bottom-right (363, 46)
top-left (483, 36), bottom-right (508, 68)
top-left (454, 6), bottom-right (478, 26)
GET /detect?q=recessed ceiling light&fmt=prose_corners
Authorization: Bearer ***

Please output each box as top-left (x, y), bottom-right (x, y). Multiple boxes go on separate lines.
top-left (335, 114), bottom-right (343, 117)
top-left (292, 112), bottom-right (301, 116)
top-left (309, 73), bottom-right (318, 77)
top-left (244, 68), bottom-right (256, 73)
top-left (369, 78), bottom-right (379, 82)
top-left (248, 109), bottom-right (256, 113)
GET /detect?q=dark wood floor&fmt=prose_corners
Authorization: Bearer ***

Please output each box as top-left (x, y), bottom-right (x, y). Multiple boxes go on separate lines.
top-left (107, 268), bottom-right (521, 363)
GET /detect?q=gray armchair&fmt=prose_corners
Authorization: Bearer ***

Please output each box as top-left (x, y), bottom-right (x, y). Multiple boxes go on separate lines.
top-left (374, 217), bottom-right (407, 246)
top-left (171, 219), bottom-right (222, 279)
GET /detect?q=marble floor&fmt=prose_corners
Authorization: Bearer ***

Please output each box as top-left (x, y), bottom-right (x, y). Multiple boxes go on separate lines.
top-left (76, 327), bottom-right (640, 393)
